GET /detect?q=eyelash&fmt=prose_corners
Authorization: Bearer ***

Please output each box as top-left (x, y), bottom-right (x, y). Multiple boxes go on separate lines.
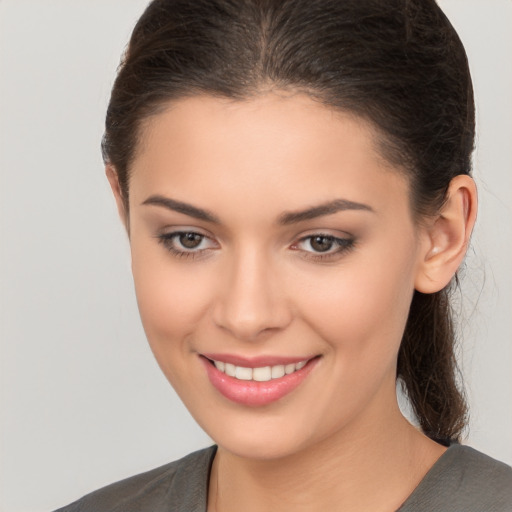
top-left (292, 234), bottom-right (355, 261)
top-left (156, 231), bottom-right (216, 259)
top-left (156, 231), bottom-right (355, 261)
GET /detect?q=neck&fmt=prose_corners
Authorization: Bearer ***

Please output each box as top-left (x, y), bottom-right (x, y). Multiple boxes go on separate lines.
top-left (208, 398), bottom-right (446, 512)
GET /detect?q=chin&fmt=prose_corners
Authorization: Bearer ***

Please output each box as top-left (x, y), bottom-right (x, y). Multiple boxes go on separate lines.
top-left (217, 432), bottom-right (309, 461)
top-left (193, 405), bottom-right (334, 461)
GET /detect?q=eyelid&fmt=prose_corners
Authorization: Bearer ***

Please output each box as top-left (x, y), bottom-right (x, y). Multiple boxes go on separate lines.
top-left (290, 232), bottom-right (356, 261)
top-left (157, 225), bottom-right (217, 243)
top-left (156, 228), bottom-right (219, 259)
top-left (155, 227), bottom-right (355, 261)
top-left (291, 228), bottom-right (354, 247)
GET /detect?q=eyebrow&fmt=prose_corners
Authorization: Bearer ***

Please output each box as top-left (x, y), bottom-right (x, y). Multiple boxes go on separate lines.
top-left (278, 199), bottom-right (374, 225)
top-left (142, 195), bottom-right (373, 225)
top-left (142, 195), bottom-right (221, 223)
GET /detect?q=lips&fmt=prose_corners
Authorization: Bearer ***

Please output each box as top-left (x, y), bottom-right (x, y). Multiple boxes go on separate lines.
top-left (200, 354), bottom-right (319, 407)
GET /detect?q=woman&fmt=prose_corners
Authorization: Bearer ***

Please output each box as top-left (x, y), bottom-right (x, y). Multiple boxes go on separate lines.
top-left (56, 0), bottom-right (512, 510)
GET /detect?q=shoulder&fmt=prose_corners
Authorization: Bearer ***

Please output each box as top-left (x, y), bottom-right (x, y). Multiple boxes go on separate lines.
top-left (53, 446), bottom-right (216, 512)
top-left (400, 444), bottom-right (512, 512)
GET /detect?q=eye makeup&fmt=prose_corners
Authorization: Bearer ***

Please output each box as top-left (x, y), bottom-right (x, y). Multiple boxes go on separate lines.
top-left (292, 233), bottom-right (355, 262)
top-left (156, 231), bottom-right (218, 260)
top-left (156, 230), bottom-right (355, 262)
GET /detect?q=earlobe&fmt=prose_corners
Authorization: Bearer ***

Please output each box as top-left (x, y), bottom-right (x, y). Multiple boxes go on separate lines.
top-left (415, 175), bottom-right (477, 294)
top-left (105, 165), bottom-right (129, 232)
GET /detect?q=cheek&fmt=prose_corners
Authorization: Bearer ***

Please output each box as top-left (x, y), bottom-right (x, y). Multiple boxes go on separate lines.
top-left (130, 242), bottom-right (212, 351)
top-left (289, 248), bottom-right (418, 430)
top-left (296, 242), bottom-right (417, 360)
top-left (130, 252), bottom-right (220, 404)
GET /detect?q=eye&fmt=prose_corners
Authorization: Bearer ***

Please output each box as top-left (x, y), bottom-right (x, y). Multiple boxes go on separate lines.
top-left (157, 231), bottom-right (217, 258)
top-left (177, 232), bottom-right (204, 249)
top-left (306, 235), bottom-right (337, 253)
top-left (293, 233), bottom-right (355, 260)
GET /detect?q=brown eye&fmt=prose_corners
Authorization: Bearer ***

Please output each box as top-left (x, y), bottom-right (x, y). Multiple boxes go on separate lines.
top-left (293, 233), bottom-right (355, 260)
top-left (157, 231), bottom-right (216, 257)
top-left (309, 235), bottom-right (335, 252)
top-left (179, 232), bottom-right (204, 249)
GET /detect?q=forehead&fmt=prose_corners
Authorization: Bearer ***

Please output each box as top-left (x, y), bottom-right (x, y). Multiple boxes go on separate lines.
top-left (129, 93), bottom-right (410, 220)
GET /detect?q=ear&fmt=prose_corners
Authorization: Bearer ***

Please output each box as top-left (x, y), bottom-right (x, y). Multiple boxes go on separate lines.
top-left (415, 175), bottom-right (477, 294)
top-left (105, 165), bottom-right (129, 232)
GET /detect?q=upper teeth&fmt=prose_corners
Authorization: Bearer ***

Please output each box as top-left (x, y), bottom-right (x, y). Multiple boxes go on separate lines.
top-left (213, 359), bottom-right (308, 381)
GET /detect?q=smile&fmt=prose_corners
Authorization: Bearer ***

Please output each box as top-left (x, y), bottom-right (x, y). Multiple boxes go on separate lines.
top-left (200, 354), bottom-right (319, 407)
top-left (211, 359), bottom-right (308, 382)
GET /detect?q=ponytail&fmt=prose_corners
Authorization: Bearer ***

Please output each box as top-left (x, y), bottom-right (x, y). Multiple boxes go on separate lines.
top-left (398, 288), bottom-right (467, 443)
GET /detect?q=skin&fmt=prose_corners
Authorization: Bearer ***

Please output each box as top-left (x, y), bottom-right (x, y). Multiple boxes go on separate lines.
top-left (107, 91), bottom-right (477, 511)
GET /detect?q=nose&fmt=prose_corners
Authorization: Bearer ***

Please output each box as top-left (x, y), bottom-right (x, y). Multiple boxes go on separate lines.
top-left (212, 246), bottom-right (292, 341)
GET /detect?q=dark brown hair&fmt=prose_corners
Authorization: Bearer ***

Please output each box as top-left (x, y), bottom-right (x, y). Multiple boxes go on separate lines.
top-left (103, 0), bottom-right (474, 443)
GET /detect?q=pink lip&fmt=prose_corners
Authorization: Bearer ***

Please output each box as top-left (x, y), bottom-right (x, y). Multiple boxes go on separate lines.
top-left (200, 355), bottom-right (319, 407)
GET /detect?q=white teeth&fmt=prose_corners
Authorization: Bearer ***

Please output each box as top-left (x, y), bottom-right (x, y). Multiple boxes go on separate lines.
top-left (225, 363), bottom-right (236, 377)
top-left (285, 363), bottom-right (296, 375)
top-left (212, 359), bottom-right (309, 381)
top-left (253, 366), bottom-right (272, 382)
top-left (235, 366), bottom-right (253, 380)
top-left (271, 365), bottom-right (285, 379)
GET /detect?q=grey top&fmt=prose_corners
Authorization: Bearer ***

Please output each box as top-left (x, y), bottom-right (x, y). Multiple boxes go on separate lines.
top-left (55, 444), bottom-right (512, 512)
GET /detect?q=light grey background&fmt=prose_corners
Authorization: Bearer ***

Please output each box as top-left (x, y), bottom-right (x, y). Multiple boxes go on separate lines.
top-left (0, 1), bottom-right (510, 511)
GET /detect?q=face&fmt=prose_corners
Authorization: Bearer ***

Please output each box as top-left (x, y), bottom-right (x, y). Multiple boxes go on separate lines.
top-left (123, 92), bottom-right (428, 460)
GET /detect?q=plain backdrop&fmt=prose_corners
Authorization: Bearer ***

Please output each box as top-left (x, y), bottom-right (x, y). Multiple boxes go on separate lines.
top-left (0, 1), bottom-right (511, 511)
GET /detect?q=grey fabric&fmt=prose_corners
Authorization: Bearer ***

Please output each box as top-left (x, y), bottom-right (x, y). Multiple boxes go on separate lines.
top-left (54, 447), bottom-right (217, 512)
top-left (55, 444), bottom-right (512, 512)
top-left (397, 444), bottom-right (512, 512)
